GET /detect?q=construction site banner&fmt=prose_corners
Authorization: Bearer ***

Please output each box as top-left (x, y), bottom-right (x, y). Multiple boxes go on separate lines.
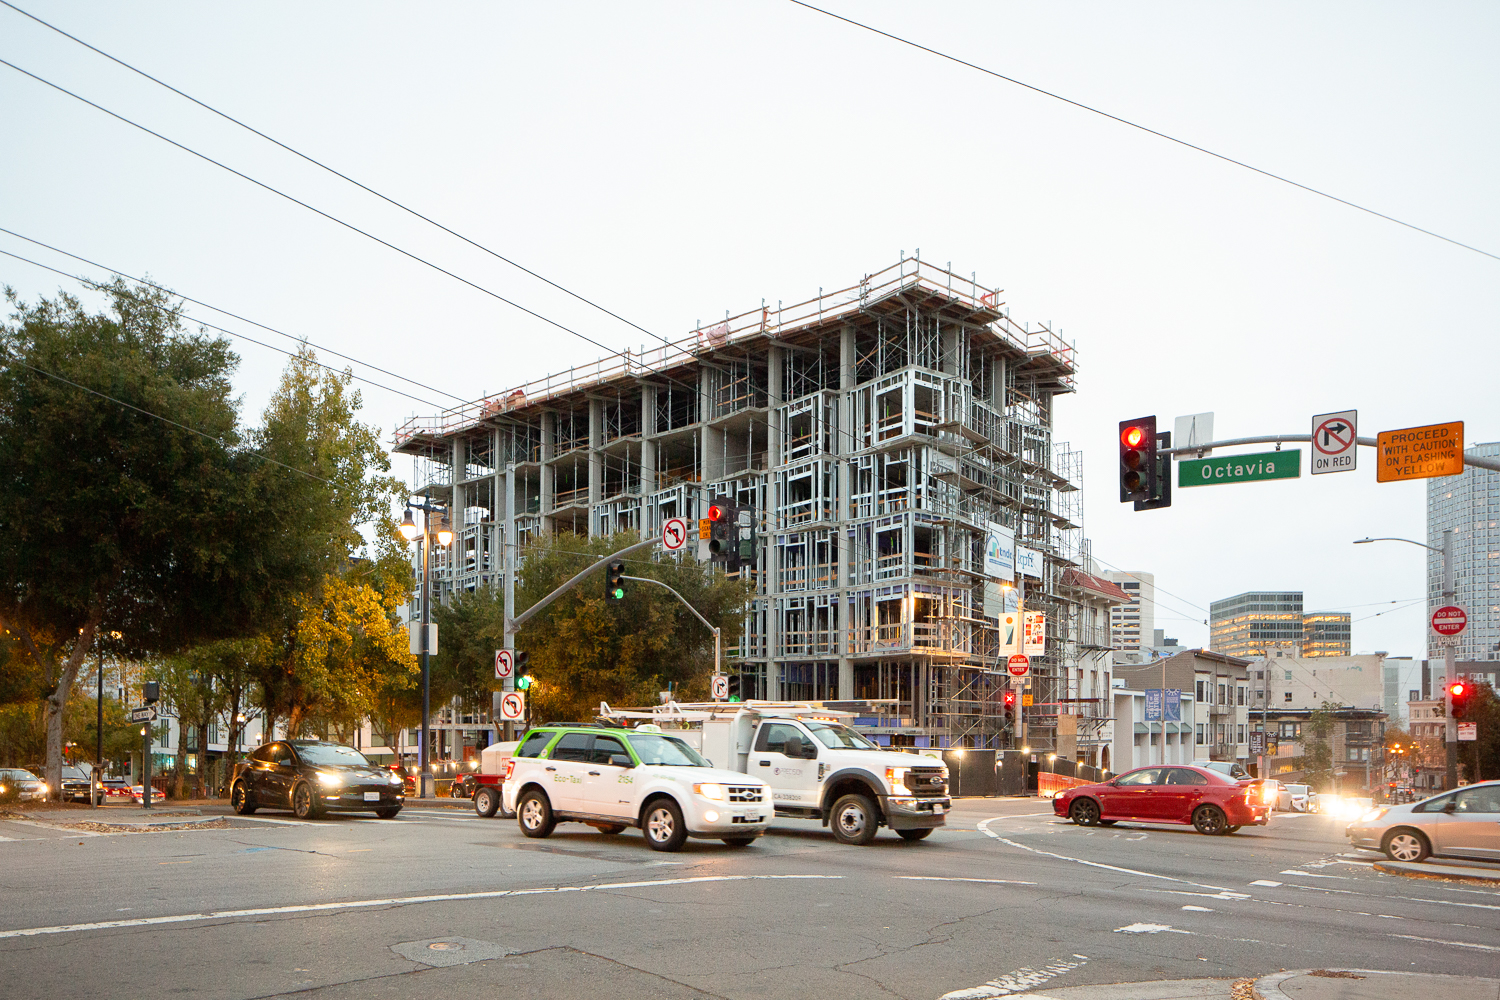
top-left (985, 522), bottom-right (1015, 579)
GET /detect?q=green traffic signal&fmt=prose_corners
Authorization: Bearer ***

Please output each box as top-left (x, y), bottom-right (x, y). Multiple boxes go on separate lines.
top-left (605, 559), bottom-right (626, 602)
top-left (517, 675), bottom-right (534, 691)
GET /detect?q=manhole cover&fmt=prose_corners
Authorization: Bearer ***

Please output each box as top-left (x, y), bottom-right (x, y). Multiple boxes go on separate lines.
top-left (392, 936), bottom-right (511, 968)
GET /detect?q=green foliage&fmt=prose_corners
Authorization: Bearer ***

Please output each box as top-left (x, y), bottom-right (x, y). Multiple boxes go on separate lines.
top-left (1297, 701), bottom-right (1341, 791)
top-left (511, 533), bottom-right (753, 723)
top-left (1461, 680), bottom-right (1500, 783)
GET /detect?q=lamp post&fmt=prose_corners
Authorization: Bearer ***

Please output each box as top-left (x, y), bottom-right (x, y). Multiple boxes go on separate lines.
top-left (1001, 576), bottom-right (1026, 752)
top-left (400, 502), bottom-right (453, 799)
top-left (1354, 533), bottom-right (1456, 789)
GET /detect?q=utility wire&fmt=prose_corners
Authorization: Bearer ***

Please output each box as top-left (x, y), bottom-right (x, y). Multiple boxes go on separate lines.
top-left (0, 246), bottom-right (448, 410)
top-left (789, 0), bottom-right (1500, 264)
top-left (1, 226), bottom-right (463, 402)
top-left (0, 0), bottom-right (666, 345)
top-left (0, 57), bottom-right (635, 367)
top-left (2, 355), bottom-right (334, 485)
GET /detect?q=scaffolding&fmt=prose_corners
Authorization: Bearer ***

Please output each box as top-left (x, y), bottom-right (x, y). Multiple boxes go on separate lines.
top-left (395, 255), bottom-right (1096, 752)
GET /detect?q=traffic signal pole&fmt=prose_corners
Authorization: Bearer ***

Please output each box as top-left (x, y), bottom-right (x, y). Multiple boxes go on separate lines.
top-left (1442, 528), bottom-right (1458, 789)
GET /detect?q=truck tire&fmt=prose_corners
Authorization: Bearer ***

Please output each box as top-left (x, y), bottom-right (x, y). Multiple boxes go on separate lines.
top-left (518, 789), bottom-right (556, 838)
top-left (897, 828), bottom-right (932, 841)
top-left (642, 799), bottom-right (689, 852)
top-left (830, 793), bottom-right (878, 845)
top-left (474, 787), bottom-right (500, 818)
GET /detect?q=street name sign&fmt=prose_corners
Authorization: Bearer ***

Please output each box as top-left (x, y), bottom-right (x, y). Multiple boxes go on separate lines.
top-left (500, 691), bottom-right (526, 721)
top-left (1376, 421), bottom-right (1463, 482)
top-left (661, 517), bottom-right (688, 551)
top-left (1007, 654), bottom-right (1030, 677)
top-left (494, 649), bottom-right (514, 680)
top-left (1431, 605), bottom-right (1468, 637)
top-left (1178, 450), bottom-right (1300, 488)
top-left (129, 705), bottom-right (157, 723)
top-left (1311, 410), bottom-right (1357, 475)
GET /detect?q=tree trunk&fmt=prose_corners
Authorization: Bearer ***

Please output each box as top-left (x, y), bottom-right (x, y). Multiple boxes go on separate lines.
top-left (41, 619), bottom-right (102, 796)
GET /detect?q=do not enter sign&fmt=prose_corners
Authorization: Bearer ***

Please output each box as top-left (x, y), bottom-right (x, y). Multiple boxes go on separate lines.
top-left (1431, 605), bottom-right (1468, 637)
top-left (1007, 654), bottom-right (1030, 677)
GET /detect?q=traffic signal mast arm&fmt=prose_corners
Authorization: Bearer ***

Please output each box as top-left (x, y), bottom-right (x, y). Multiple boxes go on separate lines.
top-left (508, 536), bottom-right (659, 634)
top-left (620, 574), bottom-right (723, 679)
top-left (1160, 433), bottom-right (1500, 472)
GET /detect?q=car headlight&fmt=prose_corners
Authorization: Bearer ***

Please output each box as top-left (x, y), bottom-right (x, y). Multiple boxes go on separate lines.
top-left (1361, 808), bottom-right (1388, 823)
top-left (388, 772), bottom-right (403, 786)
top-left (886, 767), bottom-right (911, 795)
top-left (693, 782), bottom-right (725, 801)
top-left (316, 772), bottom-right (343, 787)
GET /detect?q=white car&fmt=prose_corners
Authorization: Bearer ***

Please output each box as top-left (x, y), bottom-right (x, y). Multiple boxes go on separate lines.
top-left (1277, 782), bottom-right (1315, 812)
top-left (502, 726), bottom-right (771, 851)
top-left (1347, 781), bottom-right (1500, 862)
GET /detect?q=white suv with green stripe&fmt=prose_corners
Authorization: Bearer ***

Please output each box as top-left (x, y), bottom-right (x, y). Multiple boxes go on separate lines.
top-left (502, 725), bottom-right (771, 852)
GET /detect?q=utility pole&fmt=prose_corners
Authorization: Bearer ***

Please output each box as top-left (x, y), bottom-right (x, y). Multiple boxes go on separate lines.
top-left (1441, 528), bottom-right (1458, 790)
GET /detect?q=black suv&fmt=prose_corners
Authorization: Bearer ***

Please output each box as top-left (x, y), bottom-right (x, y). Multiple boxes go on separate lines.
top-left (231, 740), bottom-right (404, 819)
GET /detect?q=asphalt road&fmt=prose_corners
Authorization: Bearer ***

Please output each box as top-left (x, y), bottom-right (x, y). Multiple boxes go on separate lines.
top-left (0, 798), bottom-right (1495, 999)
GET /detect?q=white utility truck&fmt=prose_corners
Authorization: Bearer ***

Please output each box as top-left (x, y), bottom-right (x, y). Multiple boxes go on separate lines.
top-left (601, 701), bottom-right (950, 844)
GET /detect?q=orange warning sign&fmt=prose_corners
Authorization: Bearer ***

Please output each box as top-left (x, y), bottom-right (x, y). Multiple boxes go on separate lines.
top-left (1376, 421), bottom-right (1464, 482)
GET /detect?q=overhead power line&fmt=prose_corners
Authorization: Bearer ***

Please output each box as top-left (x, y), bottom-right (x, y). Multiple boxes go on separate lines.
top-left (0, 245), bottom-right (449, 410)
top-left (789, 0), bottom-right (1500, 264)
top-left (0, 0), bottom-right (665, 345)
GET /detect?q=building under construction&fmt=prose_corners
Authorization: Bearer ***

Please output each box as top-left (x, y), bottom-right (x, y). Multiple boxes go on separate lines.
top-left (393, 256), bottom-right (1119, 759)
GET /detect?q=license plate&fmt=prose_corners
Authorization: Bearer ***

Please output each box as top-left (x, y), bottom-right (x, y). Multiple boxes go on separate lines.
top-left (364, 791), bottom-right (380, 802)
top-left (931, 803), bottom-right (945, 814)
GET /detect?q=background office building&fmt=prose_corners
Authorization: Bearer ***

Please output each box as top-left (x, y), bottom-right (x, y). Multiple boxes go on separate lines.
top-left (1428, 442), bottom-right (1500, 662)
top-left (1209, 591), bottom-right (1351, 659)
top-left (1103, 570), bottom-right (1153, 664)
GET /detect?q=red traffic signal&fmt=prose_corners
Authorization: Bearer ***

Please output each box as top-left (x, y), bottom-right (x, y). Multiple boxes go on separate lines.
top-left (1121, 425), bottom-right (1147, 449)
top-left (1003, 690), bottom-right (1016, 708)
top-left (1449, 681), bottom-right (1467, 698)
top-left (707, 504), bottom-right (727, 522)
top-left (1448, 680), bottom-right (1472, 718)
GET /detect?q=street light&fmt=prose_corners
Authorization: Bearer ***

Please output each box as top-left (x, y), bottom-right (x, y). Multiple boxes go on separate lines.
top-left (1353, 532), bottom-right (1457, 789)
top-left (399, 499), bottom-right (453, 798)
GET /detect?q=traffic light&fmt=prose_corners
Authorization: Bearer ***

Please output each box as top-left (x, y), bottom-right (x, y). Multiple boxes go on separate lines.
top-left (735, 504), bottom-right (757, 569)
top-left (1448, 680), bottom-right (1471, 718)
top-left (706, 499), bottom-right (735, 565)
top-left (1119, 417), bottom-right (1171, 511)
top-left (605, 560), bottom-right (626, 601)
top-left (142, 681), bottom-right (160, 705)
top-left (1003, 689), bottom-right (1016, 711)
top-left (516, 674), bottom-right (534, 691)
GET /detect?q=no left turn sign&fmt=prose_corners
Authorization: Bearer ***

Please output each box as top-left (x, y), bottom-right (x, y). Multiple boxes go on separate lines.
top-left (1311, 410), bottom-right (1357, 475)
top-left (500, 691), bottom-right (526, 721)
top-left (494, 649), bottom-right (514, 679)
top-left (662, 517), bottom-right (688, 551)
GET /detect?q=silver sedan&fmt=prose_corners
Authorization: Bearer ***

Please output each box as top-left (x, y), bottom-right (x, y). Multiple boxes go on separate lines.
top-left (1346, 780), bottom-right (1500, 863)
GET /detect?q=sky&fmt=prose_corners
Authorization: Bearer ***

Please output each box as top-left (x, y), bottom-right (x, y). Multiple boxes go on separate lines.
top-left (3, 2), bottom-right (1497, 660)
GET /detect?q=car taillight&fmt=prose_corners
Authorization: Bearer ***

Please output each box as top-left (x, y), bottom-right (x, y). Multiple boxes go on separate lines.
top-left (502, 760), bottom-right (515, 780)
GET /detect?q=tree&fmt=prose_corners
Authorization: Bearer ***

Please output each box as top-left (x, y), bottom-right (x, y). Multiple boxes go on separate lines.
top-left (1460, 680), bottom-right (1499, 784)
top-left (509, 532), bottom-right (753, 723)
top-left (1299, 702), bottom-right (1340, 792)
top-left (0, 280), bottom-right (324, 793)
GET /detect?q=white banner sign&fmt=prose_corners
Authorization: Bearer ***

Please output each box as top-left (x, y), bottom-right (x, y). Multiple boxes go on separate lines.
top-left (1023, 611), bottom-right (1046, 655)
top-left (1016, 546), bottom-right (1043, 580)
top-left (998, 612), bottom-right (1020, 655)
top-left (985, 522), bottom-right (1015, 580)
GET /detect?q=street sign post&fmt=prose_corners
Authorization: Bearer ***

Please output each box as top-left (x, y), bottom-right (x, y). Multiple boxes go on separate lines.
top-left (129, 705), bottom-right (157, 723)
top-left (1376, 421), bottom-right (1464, 482)
top-left (1311, 410), bottom-right (1357, 475)
top-left (494, 649), bottom-right (514, 680)
top-left (499, 691), bottom-right (526, 722)
top-left (710, 674), bottom-right (729, 700)
top-left (1431, 605), bottom-right (1468, 638)
top-left (1007, 654), bottom-right (1030, 677)
top-left (661, 517), bottom-right (688, 552)
top-left (1458, 722), bottom-right (1477, 741)
top-left (1178, 450), bottom-right (1300, 488)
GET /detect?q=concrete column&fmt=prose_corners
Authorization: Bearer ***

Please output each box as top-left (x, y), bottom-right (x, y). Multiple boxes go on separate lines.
top-left (836, 325), bottom-right (856, 697)
top-left (539, 412), bottom-right (555, 535)
top-left (588, 397), bottom-right (602, 513)
top-left (992, 356), bottom-right (1006, 412)
top-left (640, 385), bottom-right (657, 497)
top-left (763, 346), bottom-right (785, 700)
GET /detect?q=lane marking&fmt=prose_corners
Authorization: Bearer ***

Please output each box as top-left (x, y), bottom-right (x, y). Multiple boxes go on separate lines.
top-left (897, 876), bottom-right (1038, 886)
top-left (1390, 934), bottom-right (1500, 953)
top-left (975, 818), bottom-right (1229, 892)
top-left (1250, 880), bottom-right (1283, 887)
top-left (0, 874), bottom-right (843, 940)
top-left (1279, 871), bottom-right (1348, 879)
top-left (1115, 923), bottom-right (1192, 935)
top-left (157, 861), bottom-right (193, 865)
top-left (939, 954), bottom-right (1088, 1000)
top-left (1181, 905), bottom-right (1214, 912)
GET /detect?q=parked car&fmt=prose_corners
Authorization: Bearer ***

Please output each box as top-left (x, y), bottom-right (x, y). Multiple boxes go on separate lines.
top-left (1054, 764), bottom-right (1271, 835)
top-left (0, 768), bottom-right (48, 803)
top-left (1277, 782), bottom-right (1315, 812)
top-left (101, 776), bottom-right (132, 800)
top-left (1192, 759), bottom-right (1252, 781)
top-left (27, 764), bottom-right (93, 803)
top-left (1346, 781), bottom-right (1500, 863)
top-left (231, 740), bottom-right (405, 819)
top-left (131, 784), bottom-right (164, 805)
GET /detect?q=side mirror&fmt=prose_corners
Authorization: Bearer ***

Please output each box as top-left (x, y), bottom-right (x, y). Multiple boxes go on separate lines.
top-left (783, 739), bottom-right (803, 759)
top-left (1442, 800), bottom-right (1458, 813)
top-left (609, 754), bottom-right (633, 768)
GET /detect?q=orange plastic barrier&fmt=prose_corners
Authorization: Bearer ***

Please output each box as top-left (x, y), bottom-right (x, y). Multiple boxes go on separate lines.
top-left (1037, 771), bottom-right (1096, 798)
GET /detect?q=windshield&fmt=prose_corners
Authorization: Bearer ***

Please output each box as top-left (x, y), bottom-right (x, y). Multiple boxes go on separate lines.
top-left (0, 769), bottom-right (37, 780)
top-left (626, 734), bottom-right (709, 767)
top-left (295, 744), bottom-right (371, 767)
top-left (806, 722), bottom-right (878, 750)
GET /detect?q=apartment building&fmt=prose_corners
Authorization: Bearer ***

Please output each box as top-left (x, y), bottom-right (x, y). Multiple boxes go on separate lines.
top-left (1116, 648), bottom-right (1252, 766)
top-left (1428, 442), bottom-right (1500, 662)
top-left (391, 257), bottom-right (1104, 752)
top-left (1210, 591), bottom-right (1352, 658)
top-left (1248, 650), bottom-right (1387, 711)
top-left (1103, 570), bottom-right (1153, 664)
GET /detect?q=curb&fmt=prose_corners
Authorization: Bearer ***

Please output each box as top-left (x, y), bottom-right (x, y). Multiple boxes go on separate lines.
top-left (1372, 861), bottom-right (1500, 884)
top-left (1254, 969), bottom-right (1500, 1000)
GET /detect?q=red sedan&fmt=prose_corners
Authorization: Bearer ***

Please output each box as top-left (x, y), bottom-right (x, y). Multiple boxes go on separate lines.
top-left (1053, 765), bottom-right (1270, 835)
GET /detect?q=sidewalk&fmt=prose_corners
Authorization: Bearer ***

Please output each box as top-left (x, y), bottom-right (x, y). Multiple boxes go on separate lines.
top-left (970, 970), bottom-right (1500, 1000)
top-left (1373, 859), bottom-right (1500, 883)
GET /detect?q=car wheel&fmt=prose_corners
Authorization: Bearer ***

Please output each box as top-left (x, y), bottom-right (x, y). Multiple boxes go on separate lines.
top-left (1098, 819), bottom-right (1118, 826)
top-left (1225, 825), bottom-right (1242, 834)
top-left (1192, 804), bottom-right (1228, 835)
top-left (375, 807), bottom-right (401, 819)
top-left (517, 789), bottom-right (555, 839)
top-left (721, 837), bottom-right (756, 847)
top-left (1383, 828), bottom-right (1431, 863)
top-left (593, 824), bottom-right (627, 835)
top-left (830, 793), bottom-right (879, 845)
top-left (642, 799), bottom-right (689, 852)
top-left (897, 828), bottom-right (933, 842)
top-left (291, 782), bottom-right (322, 820)
top-left (1069, 798), bottom-right (1100, 827)
top-left (474, 787), bottom-right (501, 818)
top-left (230, 782), bottom-right (257, 815)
